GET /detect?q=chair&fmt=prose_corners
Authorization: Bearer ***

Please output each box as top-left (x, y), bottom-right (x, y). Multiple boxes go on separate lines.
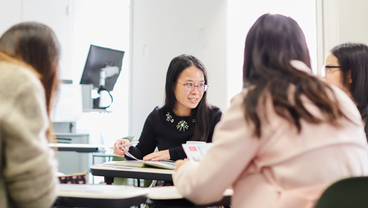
top-left (58, 171), bottom-right (88, 184)
top-left (315, 176), bottom-right (368, 208)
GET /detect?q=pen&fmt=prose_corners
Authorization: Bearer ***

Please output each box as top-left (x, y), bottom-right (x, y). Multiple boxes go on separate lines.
top-left (119, 141), bottom-right (139, 148)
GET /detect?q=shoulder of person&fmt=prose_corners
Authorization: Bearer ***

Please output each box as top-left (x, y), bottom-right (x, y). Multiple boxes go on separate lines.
top-left (145, 106), bottom-right (170, 130)
top-left (329, 84), bottom-right (362, 116)
top-left (230, 88), bottom-right (250, 104)
top-left (207, 105), bottom-right (223, 120)
top-left (0, 62), bottom-right (42, 94)
top-left (146, 106), bottom-right (167, 120)
top-left (0, 62), bottom-right (37, 81)
top-left (208, 105), bottom-right (222, 114)
top-left (328, 84), bottom-right (356, 106)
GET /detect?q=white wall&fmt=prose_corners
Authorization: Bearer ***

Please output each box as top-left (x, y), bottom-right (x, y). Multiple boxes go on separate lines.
top-left (22, 0), bottom-right (72, 79)
top-left (0, 0), bottom-right (21, 34)
top-left (130, 0), bottom-right (227, 139)
top-left (227, 0), bottom-right (318, 102)
top-left (0, 0), bottom-right (72, 79)
top-left (318, 0), bottom-right (368, 73)
top-left (71, 0), bottom-right (130, 146)
top-left (338, 0), bottom-right (368, 44)
top-left (0, 0), bottom-right (130, 146)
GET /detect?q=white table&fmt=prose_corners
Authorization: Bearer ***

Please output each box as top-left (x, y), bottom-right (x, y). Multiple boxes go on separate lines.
top-left (53, 184), bottom-right (149, 208)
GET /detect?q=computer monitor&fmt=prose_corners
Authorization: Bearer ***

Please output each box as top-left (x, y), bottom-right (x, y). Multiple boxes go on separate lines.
top-left (80, 45), bottom-right (125, 91)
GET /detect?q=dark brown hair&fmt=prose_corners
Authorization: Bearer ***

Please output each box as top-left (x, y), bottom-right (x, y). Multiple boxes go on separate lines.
top-left (243, 14), bottom-right (346, 137)
top-left (331, 43), bottom-right (368, 122)
top-left (0, 22), bottom-right (60, 141)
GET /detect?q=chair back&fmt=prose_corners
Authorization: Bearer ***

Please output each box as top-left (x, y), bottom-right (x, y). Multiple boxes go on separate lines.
top-left (315, 177), bottom-right (368, 208)
top-left (58, 171), bottom-right (88, 184)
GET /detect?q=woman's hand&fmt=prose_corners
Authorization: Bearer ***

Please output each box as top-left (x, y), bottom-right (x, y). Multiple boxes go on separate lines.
top-left (113, 138), bottom-right (131, 157)
top-left (143, 150), bottom-right (170, 161)
top-left (175, 159), bottom-right (189, 171)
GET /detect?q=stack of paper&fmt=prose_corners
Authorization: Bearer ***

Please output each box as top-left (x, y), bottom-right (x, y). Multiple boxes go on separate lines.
top-left (182, 142), bottom-right (213, 161)
top-left (111, 160), bottom-right (176, 170)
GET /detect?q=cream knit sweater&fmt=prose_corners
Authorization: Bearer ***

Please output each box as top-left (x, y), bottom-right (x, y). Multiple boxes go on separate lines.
top-left (0, 62), bottom-right (58, 208)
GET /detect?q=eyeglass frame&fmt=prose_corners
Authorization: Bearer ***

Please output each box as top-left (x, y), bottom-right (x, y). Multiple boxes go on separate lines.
top-left (324, 65), bottom-right (342, 74)
top-left (177, 82), bottom-right (208, 92)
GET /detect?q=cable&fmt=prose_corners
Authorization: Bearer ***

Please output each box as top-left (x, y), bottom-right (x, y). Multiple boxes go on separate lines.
top-left (97, 86), bottom-right (113, 109)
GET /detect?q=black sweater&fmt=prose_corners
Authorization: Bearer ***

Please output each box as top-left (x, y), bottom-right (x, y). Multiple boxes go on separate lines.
top-left (128, 106), bottom-right (222, 161)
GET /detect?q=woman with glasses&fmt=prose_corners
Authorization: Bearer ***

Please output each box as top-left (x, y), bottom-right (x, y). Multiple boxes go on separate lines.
top-left (114, 54), bottom-right (222, 161)
top-left (325, 42), bottom-right (368, 139)
top-left (173, 14), bottom-right (368, 208)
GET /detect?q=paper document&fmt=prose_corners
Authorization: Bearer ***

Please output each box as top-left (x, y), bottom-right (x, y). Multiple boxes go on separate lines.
top-left (182, 142), bottom-right (213, 161)
top-left (120, 146), bottom-right (175, 170)
top-left (113, 160), bottom-right (175, 170)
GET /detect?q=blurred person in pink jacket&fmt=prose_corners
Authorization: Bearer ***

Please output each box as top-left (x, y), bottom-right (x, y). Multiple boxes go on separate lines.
top-left (173, 13), bottom-right (368, 208)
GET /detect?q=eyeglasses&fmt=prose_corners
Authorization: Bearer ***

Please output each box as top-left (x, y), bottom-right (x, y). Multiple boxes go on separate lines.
top-left (177, 82), bottom-right (208, 92)
top-left (324, 66), bottom-right (341, 74)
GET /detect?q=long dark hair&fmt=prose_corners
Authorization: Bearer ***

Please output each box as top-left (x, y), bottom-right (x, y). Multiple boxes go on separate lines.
top-left (243, 14), bottom-right (346, 137)
top-left (0, 22), bottom-right (60, 141)
top-left (331, 43), bottom-right (368, 121)
top-left (163, 54), bottom-right (210, 141)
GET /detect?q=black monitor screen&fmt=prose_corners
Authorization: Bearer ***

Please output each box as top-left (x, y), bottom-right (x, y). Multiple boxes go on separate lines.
top-left (80, 45), bottom-right (125, 91)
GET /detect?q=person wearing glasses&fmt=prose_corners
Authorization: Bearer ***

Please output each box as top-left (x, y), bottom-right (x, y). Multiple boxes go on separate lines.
top-left (114, 54), bottom-right (222, 161)
top-left (173, 14), bottom-right (368, 208)
top-left (325, 42), bottom-right (368, 139)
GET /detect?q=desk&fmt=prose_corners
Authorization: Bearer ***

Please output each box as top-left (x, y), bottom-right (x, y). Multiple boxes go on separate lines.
top-left (53, 184), bottom-right (148, 208)
top-left (147, 186), bottom-right (233, 208)
top-left (49, 143), bottom-right (106, 153)
top-left (92, 153), bottom-right (117, 164)
top-left (50, 143), bottom-right (107, 175)
top-left (91, 163), bottom-right (174, 185)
